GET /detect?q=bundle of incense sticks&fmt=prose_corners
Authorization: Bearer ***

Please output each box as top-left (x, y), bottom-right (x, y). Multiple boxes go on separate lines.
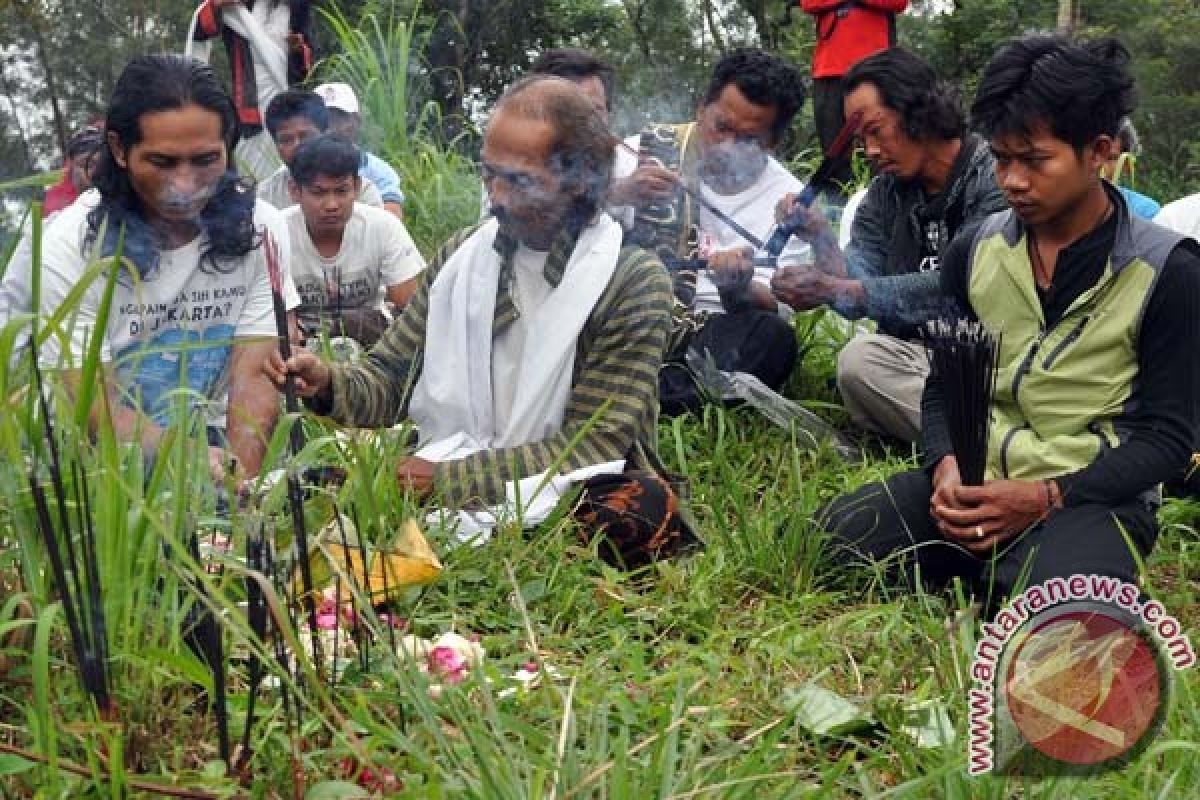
top-left (262, 232), bottom-right (322, 667)
top-left (236, 524), bottom-right (268, 773)
top-left (26, 358), bottom-right (112, 717)
top-left (922, 318), bottom-right (1001, 486)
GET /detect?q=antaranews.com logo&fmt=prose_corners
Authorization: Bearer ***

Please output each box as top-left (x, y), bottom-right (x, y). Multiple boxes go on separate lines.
top-left (967, 574), bottom-right (1195, 776)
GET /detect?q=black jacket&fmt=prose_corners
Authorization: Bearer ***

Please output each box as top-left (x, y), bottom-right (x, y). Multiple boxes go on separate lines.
top-left (841, 133), bottom-right (1008, 337)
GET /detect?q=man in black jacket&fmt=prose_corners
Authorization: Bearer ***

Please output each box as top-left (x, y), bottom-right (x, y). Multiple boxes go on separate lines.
top-left (820, 34), bottom-right (1200, 613)
top-left (772, 47), bottom-right (1007, 442)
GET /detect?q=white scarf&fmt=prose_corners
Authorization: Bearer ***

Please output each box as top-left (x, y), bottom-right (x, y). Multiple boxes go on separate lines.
top-left (411, 214), bottom-right (626, 543)
top-left (410, 213), bottom-right (623, 453)
top-left (185, 2), bottom-right (288, 180)
top-left (186, 3), bottom-right (288, 93)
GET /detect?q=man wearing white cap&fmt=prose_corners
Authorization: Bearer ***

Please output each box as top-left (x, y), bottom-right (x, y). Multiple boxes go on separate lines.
top-left (315, 82), bottom-right (406, 219)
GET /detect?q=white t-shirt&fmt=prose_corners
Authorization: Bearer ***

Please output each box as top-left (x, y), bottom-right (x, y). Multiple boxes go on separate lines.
top-left (257, 165), bottom-right (384, 211)
top-left (1154, 193), bottom-right (1200, 240)
top-left (617, 135), bottom-right (810, 315)
top-left (283, 202), bottom-right (425, 333)
top-left (37, 191), bottom-right (297, 427)
top-left (1, 208), bottom-right (70, 358)
top-left (839, 187), bottom-right (869, 250)
top-left (491, 244), bottom-right (552, 435)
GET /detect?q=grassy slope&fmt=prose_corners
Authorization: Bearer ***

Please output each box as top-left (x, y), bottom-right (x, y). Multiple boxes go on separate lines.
top-left (0, 292), bottom-right (1196, 799)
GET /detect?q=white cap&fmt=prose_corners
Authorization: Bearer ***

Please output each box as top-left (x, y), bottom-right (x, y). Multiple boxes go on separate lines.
top-left (315, 82), bottom-right (359, 114)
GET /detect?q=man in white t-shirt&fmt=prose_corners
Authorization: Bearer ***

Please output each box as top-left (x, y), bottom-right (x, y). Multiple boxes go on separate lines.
top-left (613, 48), bottom-right (810, 412)
top-left (36, 54), bottom-right (293, 479)
top-left (1155, 192), bottom-right (1200, 240)
top-left (283, 134), bottom-right (425, 348)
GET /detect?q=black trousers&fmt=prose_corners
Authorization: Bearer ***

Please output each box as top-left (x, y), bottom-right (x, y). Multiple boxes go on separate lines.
top-left (660, 309), bottom-right (799, 415)
top-left (819, 468), bottom-right (1159, 613)
top-left (811, 77), bottom-right (854, 199)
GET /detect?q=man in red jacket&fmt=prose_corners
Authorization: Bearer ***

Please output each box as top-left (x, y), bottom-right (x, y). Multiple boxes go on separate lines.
top-left (801, 0), bottom-right (908, 198)
top-left (42, 122), bottom-right (104, 218)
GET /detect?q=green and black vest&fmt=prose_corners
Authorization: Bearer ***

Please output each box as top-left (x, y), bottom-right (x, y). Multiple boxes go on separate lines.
top-left (966, 202), bottom-right (1184, 484)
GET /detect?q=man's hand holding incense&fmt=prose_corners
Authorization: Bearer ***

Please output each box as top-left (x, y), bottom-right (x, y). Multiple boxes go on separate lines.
top-left (708, 246), bottom-right (754, 287)
top-left (264, 349), bottom-right (332, 399)
top-left (609, 164), bottom-right (677, 207)
top-left (934, 469), bottom-right (1052, 556)
top-left (396, 456), bottom-right (436, 498)
top-left (773, 193), bottom-right (848, 277)
top-left (771, 264), bottom-right (862, 312)
top-left (774, 193), bottom-right (830, 240)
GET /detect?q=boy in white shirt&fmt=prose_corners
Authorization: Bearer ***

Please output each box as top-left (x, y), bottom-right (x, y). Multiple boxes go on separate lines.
top-left (284, 134), bottom-right (425, 348)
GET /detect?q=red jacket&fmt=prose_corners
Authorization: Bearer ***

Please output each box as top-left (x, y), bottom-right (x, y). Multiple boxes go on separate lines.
top-left (801, 0), bottom-right (908, 78)
top-left (43, 172), bottom-right (77, 217)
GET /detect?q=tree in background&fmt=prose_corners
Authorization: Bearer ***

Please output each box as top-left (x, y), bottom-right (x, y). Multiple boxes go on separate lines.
top-left (900, 0), bottom-right (1200, 200)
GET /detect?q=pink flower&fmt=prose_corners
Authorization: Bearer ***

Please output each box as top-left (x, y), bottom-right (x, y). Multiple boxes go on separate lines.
top-left (428, 646), bottom-right (469, 684)
top-left (316, 613), bottom-right (339, 630)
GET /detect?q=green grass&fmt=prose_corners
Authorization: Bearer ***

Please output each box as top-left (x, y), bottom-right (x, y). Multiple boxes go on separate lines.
top-left (0, 295), bottom-right (1196, 796)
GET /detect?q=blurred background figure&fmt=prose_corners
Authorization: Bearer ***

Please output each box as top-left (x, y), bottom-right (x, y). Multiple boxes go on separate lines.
top-left (187, 0), bottom-right (315, 181)
top-left (315, 82), bottom-right (406, 219)
top-left (259, 90), bottom-right (385, 211)
top-left (1101, 117), bottom-right (1160, 219)
top-left (800, 0), bottom-right (909, 202)
top-left (43, 121), bottom-right (104, 218)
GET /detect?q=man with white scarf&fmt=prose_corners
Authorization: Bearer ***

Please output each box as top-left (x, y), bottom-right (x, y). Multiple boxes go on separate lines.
top-left (266, 76), bottom-right (696, 567)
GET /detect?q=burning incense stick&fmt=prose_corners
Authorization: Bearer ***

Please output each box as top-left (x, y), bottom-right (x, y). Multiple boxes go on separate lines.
top-left (922, 318), bottom-right (1001, 486)
top-left (184, 529), bottom-right (230, 766)
top-left (236, 524), bottom-right (268, 772)
top-left (262, 232), bottom-right (323, 669)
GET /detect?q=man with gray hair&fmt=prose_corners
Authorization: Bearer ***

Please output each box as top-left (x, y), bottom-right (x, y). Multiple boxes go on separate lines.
top-left (267, 75), bottom-right (695, 567)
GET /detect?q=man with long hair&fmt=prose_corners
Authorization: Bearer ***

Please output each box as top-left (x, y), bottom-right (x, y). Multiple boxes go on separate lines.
top-left (267, 76), bottom-right (696, 567)
top-left (819, 35), bottom-right (1200, 613)
top-left (800, 0), bottom-right (908, 198)
top-left (37, 54), bottom-right (295, 479)
top-left (772, 47), bottom-right (1007, 443)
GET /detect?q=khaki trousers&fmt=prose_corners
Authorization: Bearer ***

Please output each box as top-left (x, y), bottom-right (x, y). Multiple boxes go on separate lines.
top-left (836, 333), bottom-right (929, 443)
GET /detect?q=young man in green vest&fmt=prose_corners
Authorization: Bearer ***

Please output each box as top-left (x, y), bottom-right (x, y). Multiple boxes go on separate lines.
top-left (819, 34), bottom-right (1200, 611)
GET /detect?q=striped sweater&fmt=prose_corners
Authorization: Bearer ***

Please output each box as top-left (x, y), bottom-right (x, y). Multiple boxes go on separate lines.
top-left (306, 220), bottom-right (673, 506)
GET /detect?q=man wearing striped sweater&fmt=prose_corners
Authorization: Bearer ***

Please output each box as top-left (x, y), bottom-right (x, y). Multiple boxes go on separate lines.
top-left (267, 75), bottom-right (695, 566)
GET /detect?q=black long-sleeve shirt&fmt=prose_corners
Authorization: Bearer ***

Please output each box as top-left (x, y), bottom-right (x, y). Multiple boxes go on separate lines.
top-left (922, 199), bottom-right (1200, 507)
